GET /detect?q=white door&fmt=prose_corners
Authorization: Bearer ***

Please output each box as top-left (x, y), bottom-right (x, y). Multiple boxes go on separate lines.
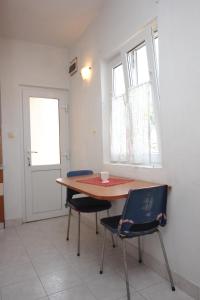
top-left (22, 87), bottom-right (69, 222)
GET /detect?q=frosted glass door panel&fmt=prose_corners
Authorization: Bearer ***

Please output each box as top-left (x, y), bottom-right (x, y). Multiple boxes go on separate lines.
top-left (29, 97), bottom-right (60, 166)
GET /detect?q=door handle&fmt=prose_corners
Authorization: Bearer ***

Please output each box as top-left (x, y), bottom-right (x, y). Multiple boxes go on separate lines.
top-left (27, 156), bottom-right (31, 166)
top-left (26, 150), bottom-right (38, 166)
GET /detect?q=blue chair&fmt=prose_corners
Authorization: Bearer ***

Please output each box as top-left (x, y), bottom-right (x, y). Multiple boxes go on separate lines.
top-left (99, 186), bottom-right (175, 300)
top-left (66, 170), bottom-right (114, 256)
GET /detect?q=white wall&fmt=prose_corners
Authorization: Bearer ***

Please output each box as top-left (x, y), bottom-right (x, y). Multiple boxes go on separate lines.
top-left (69, 0), bottom-right (157, 171)
top-left (69, 0), bottom-right (200, 290)
top-left (0, 38), bottom-right (69, 220)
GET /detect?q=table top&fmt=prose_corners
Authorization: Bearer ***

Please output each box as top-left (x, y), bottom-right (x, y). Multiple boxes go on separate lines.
top-left (56, 174), bottom-right (163, 200)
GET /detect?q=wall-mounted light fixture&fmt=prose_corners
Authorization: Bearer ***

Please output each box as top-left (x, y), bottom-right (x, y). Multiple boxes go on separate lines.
top-left (80, 66), bottom-right (92, 80)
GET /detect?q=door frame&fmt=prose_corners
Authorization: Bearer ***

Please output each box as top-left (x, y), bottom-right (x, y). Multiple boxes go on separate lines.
top-left (21, 85), bottom-right (70, 222)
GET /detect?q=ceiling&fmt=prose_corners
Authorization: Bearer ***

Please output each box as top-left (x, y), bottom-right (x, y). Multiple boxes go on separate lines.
top-left (0, 0), bottom-right (105, 47)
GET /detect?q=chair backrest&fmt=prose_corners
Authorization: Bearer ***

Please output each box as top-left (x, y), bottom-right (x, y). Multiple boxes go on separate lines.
top-left (66, 170), bottom-right (93, 206)
top-left (67, 170), bottom-right (93, 177)
top-left (118, 185), bottom-right (168, 237)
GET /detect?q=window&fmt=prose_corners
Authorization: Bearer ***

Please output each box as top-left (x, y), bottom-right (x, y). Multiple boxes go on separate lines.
top-left (109, 23), bottom-right (161, 167)
top-left (111, 64), bottom-right (127, 161)
top-left (127, 42), bottom-right (150, 87)
top-left (113, 64), bottom-right (125, 96)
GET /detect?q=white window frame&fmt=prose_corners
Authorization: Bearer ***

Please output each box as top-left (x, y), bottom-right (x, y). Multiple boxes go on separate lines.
top-left (121, 25), bottom-right (160, 127)
top-left (108, 55), bottom-right (127, 161)
top-left (104, 21), bottom-right (161, 168)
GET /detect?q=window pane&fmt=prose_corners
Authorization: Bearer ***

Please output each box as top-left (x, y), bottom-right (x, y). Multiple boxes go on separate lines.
top-left (127, 43), bottom-right (150, 87)
top-left (149, 95), bottom-right (160, 164)
top-left (111, 95), bottom-right (127, 162)
top-left (113, 64), bottom-right (125, 97)
top-left (126, 40), bottom-right (160, 165)
top-left (129, 83), bottom-right (150, 164)
top-left (153, 33), bottom-right (159, 75)
top-left (29, 97), bottom-right (60, 166)
top-left (127, 50), bottom-right (137, 87)
top-left (137, 45), bottom-right (150, 85)
top-left (111, 63), bottom-right (127, 162)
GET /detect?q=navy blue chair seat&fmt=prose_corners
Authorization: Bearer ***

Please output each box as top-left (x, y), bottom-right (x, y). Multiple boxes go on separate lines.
top-left (69, 197), bottom-right (111, 213)
top-left (66, 169), bottom-right (114, 256)
top-left (100, 215), bottom-right (158, 237)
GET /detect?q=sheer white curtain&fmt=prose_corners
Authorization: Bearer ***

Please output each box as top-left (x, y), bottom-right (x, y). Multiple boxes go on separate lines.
top-left (111, 82), bottom-right (161, 166)
top-left (110, 94), bottom-right (128, 162)
top-left (129, 82), bottom-right (151, 164)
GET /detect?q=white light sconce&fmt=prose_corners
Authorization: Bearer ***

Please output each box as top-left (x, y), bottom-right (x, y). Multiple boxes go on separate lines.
top-left (80, 66), bottom-right (92, 80)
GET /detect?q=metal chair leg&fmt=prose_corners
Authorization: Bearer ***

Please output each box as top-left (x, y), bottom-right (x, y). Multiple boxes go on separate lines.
top-left (138, 236), bottom-right (142, 263)
top-left (95, 212), bottom-right (99, 234)
top-left (122, 239), bottom-right (131, 300)
top-left (107, 210), bottom-right (116, 248)
top-left (66, 207), bottom-right (71, 241)
top-left (77, 212), bottom-right (81, 256)
top-left (100, 227), bottom-right (106, 274)
top-left (157, 229), bottom-right (175, 291)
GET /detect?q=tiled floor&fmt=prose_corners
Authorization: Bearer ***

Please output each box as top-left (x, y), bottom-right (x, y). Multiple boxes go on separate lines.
top-left (0, 216), bottom-right (194, 300)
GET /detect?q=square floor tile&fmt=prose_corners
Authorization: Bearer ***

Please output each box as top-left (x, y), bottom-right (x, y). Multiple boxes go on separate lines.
top-left (124, 264), bottom-right (164, 291)
top-left (87, 273), bottom-right (127, 300)
top-left (31, 253), bottom-right (71, 276)
top-left (0, 245), bottom-right (30, 268)
top-left (0, 261), bottom-right (37, 287)
top-left (40, 266), bottom-right (82, 295)
top-left (0, 234), bottom-right (20, 250)
top-left (26, 244), bottom-right (59, 259)
top-left (72, 256), bottom-right (116, 284)
top-left (49, 284), bottom-right (97, 300)
top-left (139, 282), bottom-right (194, 300)
top-left (1, 278), bottom-right (46, 300)
top-left (117, 291), bottom-right (146, 300)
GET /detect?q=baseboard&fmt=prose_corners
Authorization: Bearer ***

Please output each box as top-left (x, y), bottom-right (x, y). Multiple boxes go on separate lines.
top-left (80, 213), bottom-right (199, 300)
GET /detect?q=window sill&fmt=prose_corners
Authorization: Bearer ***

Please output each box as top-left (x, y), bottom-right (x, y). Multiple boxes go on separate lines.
top-left (105, 162), bottom-right (162, 169)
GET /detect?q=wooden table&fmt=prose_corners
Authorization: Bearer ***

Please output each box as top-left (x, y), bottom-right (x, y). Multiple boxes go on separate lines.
top-left (56, 174), bottom-right (162, 200)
